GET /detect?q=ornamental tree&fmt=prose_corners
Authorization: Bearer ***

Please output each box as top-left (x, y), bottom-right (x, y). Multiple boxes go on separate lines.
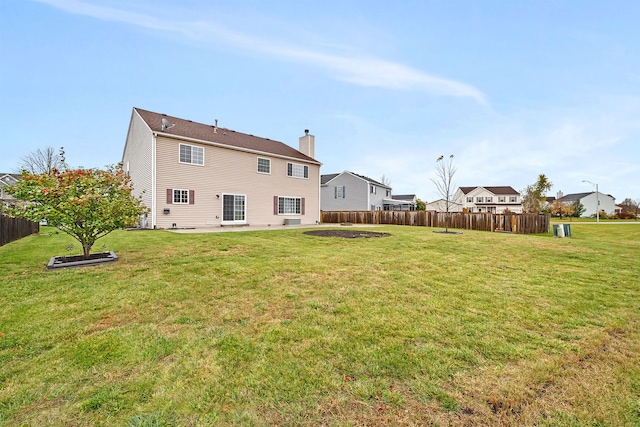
top-left (6, 165), bottom-right (148, 259)
top-left (550, 199), bottom-right (574, 218)
top-left (521, 174), bottom-right (553, 213)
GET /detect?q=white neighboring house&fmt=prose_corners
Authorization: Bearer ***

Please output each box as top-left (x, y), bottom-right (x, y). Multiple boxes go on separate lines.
top-left (453, 186), bottom-right (523, 213)
top-left (425, 199), bottom-right (463, 212)
top-left (386, 194), bottom-right (418, 211)
top-left (556, 191), bottom-right (616, 218)
top-left (321, 171), bottom-right (414, 211)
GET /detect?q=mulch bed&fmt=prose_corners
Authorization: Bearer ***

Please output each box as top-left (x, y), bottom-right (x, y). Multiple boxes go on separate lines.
top-left (303, 230), bottom-right (391, 239)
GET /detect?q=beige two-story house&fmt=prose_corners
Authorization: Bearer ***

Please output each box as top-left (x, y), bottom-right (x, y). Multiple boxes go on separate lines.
top-left (122, 108), bottom-right (321, 229)
top-left (454, 186), bottom-right (522, 213)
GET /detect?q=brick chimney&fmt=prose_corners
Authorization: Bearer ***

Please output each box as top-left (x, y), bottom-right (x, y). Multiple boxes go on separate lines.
top-left (299, 129), bottom-right (315, 158)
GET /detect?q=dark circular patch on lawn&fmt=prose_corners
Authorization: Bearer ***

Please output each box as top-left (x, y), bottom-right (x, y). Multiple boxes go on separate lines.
top-left (304, 229), bottom-right (391, 239)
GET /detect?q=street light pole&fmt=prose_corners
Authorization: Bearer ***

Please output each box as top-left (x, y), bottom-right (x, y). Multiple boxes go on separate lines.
top-left (582, 180), bottom-right (599, 223)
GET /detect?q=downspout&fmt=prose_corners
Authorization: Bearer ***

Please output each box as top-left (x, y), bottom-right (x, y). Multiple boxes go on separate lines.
top-left (317, 165), bottom-right (322, 224)
top-left (151, 132), bottom-right (157, 228)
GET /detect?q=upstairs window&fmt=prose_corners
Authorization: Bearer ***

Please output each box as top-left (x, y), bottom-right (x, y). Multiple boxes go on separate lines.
top-left (179, 144), bottom-right (204, 165)
top-left (370, 185), bottom-right (376, 194)
top-left (335, 186), bottom-right (346, 198)
top-left (510, 196), bottom-right (518, 202)
top-left (476, 197), bottom-right (483, 203)
top-left (486, 197), bottom-right (493, 203)
top-left (499, 197), bottom-right (505, 202)
top-left (467, 197), bottom-right (473, 203)
top-left (257, 157), bottom-right (271, 174)
top-left (287, 162), bottom-right (308, 178)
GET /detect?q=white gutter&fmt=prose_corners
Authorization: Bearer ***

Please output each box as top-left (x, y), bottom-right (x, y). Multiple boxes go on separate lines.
top-left (318, 165), bottom-right (322, 223)
top-left (151, 133), bottom-right (157, 228)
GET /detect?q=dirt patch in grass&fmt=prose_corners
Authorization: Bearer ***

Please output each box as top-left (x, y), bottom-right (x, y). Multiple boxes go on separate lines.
top-left (303, 230), bottom-right (391, 239)
top-left (432, 323), bottom-right (640, 426)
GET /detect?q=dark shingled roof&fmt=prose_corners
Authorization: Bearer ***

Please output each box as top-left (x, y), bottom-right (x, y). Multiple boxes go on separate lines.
top-left (558, 192), bottom-right (592, 202)
top-left (321, 171), bottom-right (390, 188)
top-left (321, 173), bottom-right (340, 185)
top-left (393, 194), bottom-right (417, 201)
top-left (135, 108), bottom-right (319, 164)
top-left (350, 172), bottom-right (389, 188)
top-left (459, 186), bottom-right (519, 195)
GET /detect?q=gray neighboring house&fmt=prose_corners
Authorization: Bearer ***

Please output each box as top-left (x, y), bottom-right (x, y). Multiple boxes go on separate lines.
top-left (0, 173), bottom-right (21, 206)
top-left (321, 172), bottom-right (389, 211)
top-left (556, 191), bottom-right (616, 217)
top-left (321, 171), bottom-right (413, 211)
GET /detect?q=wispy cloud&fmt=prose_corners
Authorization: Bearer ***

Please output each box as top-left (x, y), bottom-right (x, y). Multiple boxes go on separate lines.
top-left (33, 0), bottom-right (486, 103)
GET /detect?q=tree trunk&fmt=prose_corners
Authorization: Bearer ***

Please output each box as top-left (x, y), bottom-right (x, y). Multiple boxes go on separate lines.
top-left (83, 244), bottom-right (92, 259)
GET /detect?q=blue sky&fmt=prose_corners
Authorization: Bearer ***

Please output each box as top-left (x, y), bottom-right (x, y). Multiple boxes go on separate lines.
top-left (1, 0), bottom-right (639, 202)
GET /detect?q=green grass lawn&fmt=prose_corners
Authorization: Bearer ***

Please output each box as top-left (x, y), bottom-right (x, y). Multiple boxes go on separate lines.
top-left (1, 224), bottom-right (639, 426)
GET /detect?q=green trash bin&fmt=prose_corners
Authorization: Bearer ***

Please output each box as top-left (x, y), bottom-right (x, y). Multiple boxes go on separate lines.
top-left (553, 224), bottom-right (565, 238)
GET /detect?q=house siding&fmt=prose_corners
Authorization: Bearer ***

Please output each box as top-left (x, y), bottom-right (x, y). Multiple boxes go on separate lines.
top-left (576, 192), bottom-right (616, 217)
top-left (369, 184), bottom-right (386, 210)
top-left (154, 136), bottom-right (319, 228)
top-left (122, 111), bottom-right (153, 224)
top-left (321, 173), bottom-right (369, 211)
top-left (454, 187), bottom-right (522, 213)
top-left (425, 199), bottom-right (463, 212)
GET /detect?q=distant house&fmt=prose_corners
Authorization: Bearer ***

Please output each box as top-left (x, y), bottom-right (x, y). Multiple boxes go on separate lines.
top-left (122, 108), bottom-right (321, 229)
top-left (389, 194), bottom-right (418, 211)
top-left (321, 172), bottom-right (389, 211)
top-left (556, 191), bottom-right (616, 218)
top-left (425, 199), bottom-right (463, 212)
top-left (0, 173), bottom-right (21, 206)
top-left (453, 186), bottom-right (522, 213)
top-left (321, 171), bottom-right (414, 211)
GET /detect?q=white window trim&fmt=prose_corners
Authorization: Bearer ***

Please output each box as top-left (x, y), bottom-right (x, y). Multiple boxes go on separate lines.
top-left (173, 189), bottom-right (189, 204)
top-left (278, 196), bottom-right (302, 215)
top-left (179, 143), bottom-right (205, 166)
top-left (287, 162), bottom-right (309, 179)
top-left (257, 157), bottom-right (271, 174)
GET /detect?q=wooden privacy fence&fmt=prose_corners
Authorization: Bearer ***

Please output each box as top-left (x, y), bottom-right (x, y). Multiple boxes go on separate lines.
top-left (0, 214), bottom-right (40, 246)
top-left (320, 211), bottom-right (550, 234)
